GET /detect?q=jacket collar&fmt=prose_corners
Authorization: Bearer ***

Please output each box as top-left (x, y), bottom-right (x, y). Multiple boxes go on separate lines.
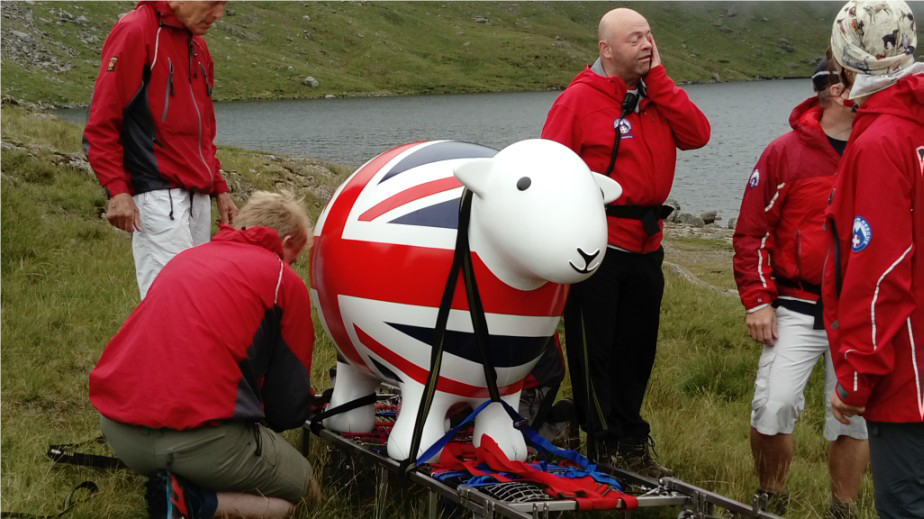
top-left (212, 225), bottom-right (286, 260)
top-left (577, 60), bottom-right (649, 109)
top-left (136, 1), bottom-right (187, 31)
top-left (856, 74), bottom-right (924, 124)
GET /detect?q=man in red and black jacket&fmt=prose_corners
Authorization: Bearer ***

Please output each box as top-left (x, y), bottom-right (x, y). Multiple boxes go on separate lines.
top-left (733, 57), bottom-right (867, 518)
top-left (84, 1), bottom-right (238, 299)
top-left (541, 7), bottom-right (710, 478)
top-left (824, 2), bottom-right (923, 516)
top-left (90, 191), bottom-right (317, 519)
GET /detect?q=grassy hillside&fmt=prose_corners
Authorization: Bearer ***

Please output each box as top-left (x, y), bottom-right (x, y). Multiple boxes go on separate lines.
top-left (0, 1), bottom-right (855, 106)
top-left (1, 105), bottom-right (878, 517)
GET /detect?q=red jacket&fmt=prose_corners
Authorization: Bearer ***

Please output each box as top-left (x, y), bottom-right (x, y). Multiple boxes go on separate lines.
top-left (84, 1), bottom-right (229, 198)
top-left (822, 75), bottom-right (924, 423)
top-left (733, 98), bottom-right (840, 310)
top-left (542, 64), bottom-right (711, 253)
top-left (90, 226), bottom-right (315, 431)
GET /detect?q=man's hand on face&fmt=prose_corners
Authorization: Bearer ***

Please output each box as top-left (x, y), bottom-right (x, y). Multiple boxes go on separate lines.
top-left (746, 305), bottom-right (778, 346)
top-left (648, 33), bottom-right (661, 70)
top-left (106, 193), bottom-right (142, 233)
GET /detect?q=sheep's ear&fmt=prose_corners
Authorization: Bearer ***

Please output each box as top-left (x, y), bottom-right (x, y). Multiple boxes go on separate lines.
top-left (591, 172), bottom-right (622, 204)
top-left (454, 158), bottom-right (493, 197)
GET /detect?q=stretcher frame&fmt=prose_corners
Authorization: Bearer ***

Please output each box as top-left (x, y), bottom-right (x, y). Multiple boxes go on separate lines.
top-left (302, 396), bottom-right (782, 519)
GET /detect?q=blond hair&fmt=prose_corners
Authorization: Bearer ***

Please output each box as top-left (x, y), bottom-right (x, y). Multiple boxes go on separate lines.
top-left (235, 190), bottom-right (312, 245)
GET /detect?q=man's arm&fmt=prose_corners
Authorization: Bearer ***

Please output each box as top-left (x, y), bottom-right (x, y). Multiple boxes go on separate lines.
top-left (261, 269), bottom-right (316, 431)
top-left (84, 18), bottom-right (147, 200)
top-left (830, 145), bottom-right (914, 409)
top-left (202, 54), bottom-right (238, 225)
top-left (733, 146), bottom-right (785, 345)
top-left (84, 17), bottom-right (148, 231)
top-left (643, 35), bottom-right (711, 150)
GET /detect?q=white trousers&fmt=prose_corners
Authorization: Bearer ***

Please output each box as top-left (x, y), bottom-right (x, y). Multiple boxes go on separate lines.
top-left (751, 305), bottom-right (867, 441)
top-left (131, 189), bottom-right (211, 299)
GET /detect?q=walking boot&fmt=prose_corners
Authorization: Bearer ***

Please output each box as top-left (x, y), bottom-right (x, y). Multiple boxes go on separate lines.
top-left (611, 436), bottom-right (673, 479)
top-left (753, 488), bottom-right (790, 517)
top-left (826, 497), bottom-right (858, 519)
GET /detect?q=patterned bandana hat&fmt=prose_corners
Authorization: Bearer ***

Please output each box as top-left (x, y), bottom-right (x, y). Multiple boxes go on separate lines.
top-left (831, 0), bottom-right (921, 99)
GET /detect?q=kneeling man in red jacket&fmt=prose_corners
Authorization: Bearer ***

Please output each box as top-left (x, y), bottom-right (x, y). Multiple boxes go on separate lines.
top-left (90, 191), bottom-right (318, 519)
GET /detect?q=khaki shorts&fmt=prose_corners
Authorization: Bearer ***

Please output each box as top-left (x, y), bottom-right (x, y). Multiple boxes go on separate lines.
top-left (100, 416), bottom-right (312, 503)
top-left (750, 306), bottom-right (867, 441)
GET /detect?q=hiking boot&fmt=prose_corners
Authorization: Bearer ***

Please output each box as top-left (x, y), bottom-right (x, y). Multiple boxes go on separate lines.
top-left (145, 470), bottom-right (217, 519)
top-left (753, 488), bottom-right (790, 517)
top-left (827, 497), bottom-right (858, 519)
top-left (611, 436), bottom-right (674, 480)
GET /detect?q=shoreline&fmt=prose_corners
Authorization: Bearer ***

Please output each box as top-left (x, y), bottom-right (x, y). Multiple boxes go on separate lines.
top-left (18, 76), bottom-right (805, 111)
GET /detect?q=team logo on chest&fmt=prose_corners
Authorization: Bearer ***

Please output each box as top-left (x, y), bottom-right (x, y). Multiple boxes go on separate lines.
top-left (748, 169), bottom-right (760, 189)
top-left (852, 216), bottom-right (872, 253)
top-left (614, 118), bottom-right (635, 139)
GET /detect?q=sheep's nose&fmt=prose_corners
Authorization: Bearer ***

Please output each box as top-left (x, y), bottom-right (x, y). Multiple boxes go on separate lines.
top-left (577, 248), bottom-right (599, 268)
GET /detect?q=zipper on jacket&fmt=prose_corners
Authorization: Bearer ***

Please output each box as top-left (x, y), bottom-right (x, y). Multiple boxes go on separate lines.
top-left (186, 35), bottom-right (212, 183)
top-left (161, 58), bottom-right (175, 123)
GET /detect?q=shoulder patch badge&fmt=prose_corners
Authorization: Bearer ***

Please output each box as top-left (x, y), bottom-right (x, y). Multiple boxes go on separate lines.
top-left (107, 56), bottom-right (118, 72)
top-left (917, 146), bottom-right (923, 176)
top-left (748, 169), bottom-right (760, 189)
top-left (852, 216), bottom-right (872, 253)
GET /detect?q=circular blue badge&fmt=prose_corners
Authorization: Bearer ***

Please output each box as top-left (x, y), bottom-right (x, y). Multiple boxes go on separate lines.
top-left (852, 216), bottom-right (872, 253)
top-left (748, 169), bottom-right (760, 189)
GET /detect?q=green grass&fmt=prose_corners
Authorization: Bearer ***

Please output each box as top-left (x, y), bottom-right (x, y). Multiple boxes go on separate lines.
top-left (1, 105), bottom-right (876, 517)
top-left (2, 1), bottom-right (880, 107)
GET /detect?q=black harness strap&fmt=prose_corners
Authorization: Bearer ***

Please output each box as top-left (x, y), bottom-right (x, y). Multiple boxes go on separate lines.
top-left (602, 90), bottom-right (642, 179)
top-left (46, 437), bottom-right (125, 470)
top-left (605, 205), bottom-right (674, 236)
top-left (401, 188), bottom-right (512, 474)
top-left (307, 392), bottom-right (377, 436)
top-left (1, 481), bottom-right (99, 519)
top-left (401, 189), bottom-right (480, 473)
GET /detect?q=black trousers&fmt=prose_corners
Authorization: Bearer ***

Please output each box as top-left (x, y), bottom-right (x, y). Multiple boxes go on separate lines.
top-left (564, 247), bottom-right (664, 441)
top-left (868, 421), bottom-right (924, 519)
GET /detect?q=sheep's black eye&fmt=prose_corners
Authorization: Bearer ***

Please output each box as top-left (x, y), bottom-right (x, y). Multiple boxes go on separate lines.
top-left (517, 177), bottom-right (531, 191)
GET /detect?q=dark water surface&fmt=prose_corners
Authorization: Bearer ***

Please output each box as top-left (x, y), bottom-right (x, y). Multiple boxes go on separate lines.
top-left (59, 79), bottom-right (810, 218)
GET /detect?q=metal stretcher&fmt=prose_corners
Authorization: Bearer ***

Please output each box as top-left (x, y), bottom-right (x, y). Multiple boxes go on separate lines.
top-left (303, 394), bottom-right (782, 519)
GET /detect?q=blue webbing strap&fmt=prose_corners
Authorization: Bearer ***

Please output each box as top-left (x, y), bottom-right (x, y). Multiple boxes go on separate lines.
top-left (417, 399), bottom-right (492, 464)
top-left (418, 397), bottom-right (623, 490)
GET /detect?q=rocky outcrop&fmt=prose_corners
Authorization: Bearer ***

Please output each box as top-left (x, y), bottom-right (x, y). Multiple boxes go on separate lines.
top-left (1, 2), bottom-right (73, 75)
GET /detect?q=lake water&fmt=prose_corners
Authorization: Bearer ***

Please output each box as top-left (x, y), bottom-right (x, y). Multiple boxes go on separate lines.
top-left (59, 79), bottom-right (812, 219)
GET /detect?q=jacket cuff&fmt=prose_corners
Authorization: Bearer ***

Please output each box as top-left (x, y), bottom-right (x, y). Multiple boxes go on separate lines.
top-left (742, 290), bottom-right (775, 310)
top-left (213, 177), bottom-right (230, 195)
top-left (835, 378), bottom-right (871, 409)
top-left (105, 181), bottom-right (130, 198)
